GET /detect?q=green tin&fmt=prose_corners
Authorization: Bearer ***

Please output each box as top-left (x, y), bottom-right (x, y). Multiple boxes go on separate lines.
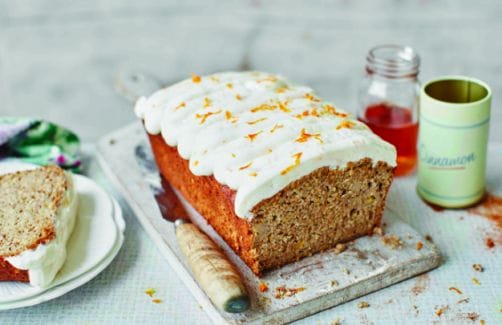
top-left (417, 76), bottom-right (491, 208)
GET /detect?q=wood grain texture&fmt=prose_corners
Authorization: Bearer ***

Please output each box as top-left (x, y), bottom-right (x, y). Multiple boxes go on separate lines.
top-left (175, 222), bottom-right (249, 313)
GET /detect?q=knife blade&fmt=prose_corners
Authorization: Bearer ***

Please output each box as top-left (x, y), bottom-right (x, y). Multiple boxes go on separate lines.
top-left (134, 138), bottom-right (250, 313)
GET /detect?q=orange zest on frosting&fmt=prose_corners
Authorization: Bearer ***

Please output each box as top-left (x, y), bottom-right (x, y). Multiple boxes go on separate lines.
top-left (193, 160), bottom-right (199, 166)
top-left (247, 117), bottom-right (268, 125)
top-left (336, 120), bottom-right (355, 130)
top-left (203, 97), bottom-right (212, 108)
top-left (175, 102), bottom-right (186, 110)
top-left (278, 101), bottom-right (291, 113)
top-left (295, 128), bottom-right (323, 143)
top-left (249, 171), bottom-right (258, 177)
top-left (322, 104), bottom-right (348, 118)
top-left (239, 162), bottom-right (253, 170)
top-left (226, 83), bottom-right (233, 89)
top-left (195, 110), bottom-right (221, 124)
top-left (276, 86), bottom-right (288, 93)
top-left (235, 94), bottom-right (242, 100)
top-left (304, 93), bottom-right (321, 102)
top-left (251, 103), bottom-right (276, 113)
top-left (191, 74), bottom-right (201, 83)
top-left (281, 152), bottom-right (302, 175)
top-left (209, 76), bottom-right (220, 82)
top-left (245, 131), bottom-right (263, 142)
top-left (257, 75), bottom-right (278, 83)
top-left (269, 123), bottom-right (284, 133)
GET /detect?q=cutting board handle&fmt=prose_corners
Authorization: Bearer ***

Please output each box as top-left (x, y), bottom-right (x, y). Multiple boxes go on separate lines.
top-left (175, 220), bottom-right (250, 313)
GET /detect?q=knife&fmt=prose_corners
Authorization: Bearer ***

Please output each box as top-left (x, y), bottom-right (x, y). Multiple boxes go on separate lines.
top-left (122, 71), bottom-right (250, 313)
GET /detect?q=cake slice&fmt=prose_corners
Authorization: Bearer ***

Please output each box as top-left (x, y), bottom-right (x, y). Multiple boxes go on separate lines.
top-left (0, 165), bottom-right (78, 287)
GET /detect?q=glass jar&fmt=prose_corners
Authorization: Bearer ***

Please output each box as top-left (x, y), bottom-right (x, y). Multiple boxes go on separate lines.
top-left (357, 44), bottom-right (421, 176)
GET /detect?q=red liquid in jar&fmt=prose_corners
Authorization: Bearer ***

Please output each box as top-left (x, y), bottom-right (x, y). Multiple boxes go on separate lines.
top-left (359, 103), bottom-right (418, 176)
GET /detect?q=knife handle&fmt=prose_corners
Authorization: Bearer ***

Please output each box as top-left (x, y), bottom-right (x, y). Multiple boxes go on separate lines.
top-left (175, 220), bottom-right (250, 313)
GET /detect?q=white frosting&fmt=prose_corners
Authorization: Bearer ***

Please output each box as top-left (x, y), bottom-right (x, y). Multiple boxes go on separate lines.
top-left (135, 71), bottom-right (396, 218)
top-left (6, 173), bottom-right (78, 287)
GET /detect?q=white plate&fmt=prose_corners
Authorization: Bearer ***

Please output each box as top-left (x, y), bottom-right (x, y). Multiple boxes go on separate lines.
top-left (0, 161), bottom-right (125, 309)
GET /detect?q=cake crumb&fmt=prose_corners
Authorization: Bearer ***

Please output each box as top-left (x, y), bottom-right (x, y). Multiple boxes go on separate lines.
top-left (485, 237), bottom-right (495, 249)
top-left (480, 320), bottom-right (485, 325)
top-left (436, 307), bottom-right (444, 317)
top-left (466, 312), bottom-right (479, 321)
top-left (274, 285), bottom-right (305, 299)
top-left (472, 264), bottom-right (484, 272)
top-left (342, 267), bottom-right (350, 275)
top-left (108, 138), bottom-right (116, 145)
top-left (448, 286), bottom-right (463, 294)
top-left (457, 298), bottom-right (470, 304)
top-left (152, 298), bottom-right (162, 304)
top-left (144, 288), bottom-right (156, 297)
top-left (331, 280), bottom-right (339, 287)
top-left (357, 301), bottom-right (370, 309)
top-left (416, 241), bottom-right (423, 250)
top-left (333, 243), bottom-right (347, 254)
top-left (425, 234), bottom-right (433, 242)
top-left (382, 234), bottom-right (404, 249)
top-left (331, 318), bottom-right (341, 325)
top-left (373, 226), bottom-right (383, 236)
top-left (472, 277), bottom-right (481, 285)
top-left (259, 282), bottom-right (269, 292)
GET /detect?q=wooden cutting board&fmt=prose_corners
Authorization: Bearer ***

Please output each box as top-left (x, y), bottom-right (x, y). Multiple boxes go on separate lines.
top-left (96, 122), bottom-right (441, 325)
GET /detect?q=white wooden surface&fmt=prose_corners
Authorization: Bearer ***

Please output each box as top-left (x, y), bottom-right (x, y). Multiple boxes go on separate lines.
top-left (1, 1), bottom-right (502, 324)
top-left (95, 122), bottom-right (441, 324)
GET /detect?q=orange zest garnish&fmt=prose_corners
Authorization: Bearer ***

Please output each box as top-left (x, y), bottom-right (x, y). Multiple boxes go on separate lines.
top-left (209, 76), bottom-right (220, 82)
top-left (193, 160), bottom-right (199, 166)
top-left (336, 120), bottom-right (355, 130)
top-left (145, 288), bottom-right (156, 297)
top-left (276, 86), bottom-right (288, 93)
top-left (203, 97), bottom-right (211, 108)
top-left (195, 110), bottom-right (221, 124)
top-left (192, 74), bottom-right (201, 83)
top-left (175, 102), bottom-right (186, 110)
top-left (226, 83), bottom-right (233, 89)
top-left (304, 93), bottom-right (321, 102)
top-left (249, 171), bottom-right (258, 177)
top-left (251, 103), bottom-right (276, 113)
top-left (295, 128), bottom-right (323, 143)
top-left (269, 123), bottom-right (284, 133)
top-left (256, 75), bottom-right (278, 83)
top-left (152, 298), bottom-right (162, 304)
top-left (281, 152), bottom-right (302, 175)
top-left (245, 131), bottom-right (263, 142)
top-left (231, 153), bottom-right (236, 158)
top-left (259, 282), bottom-right (269, 292)
top-left (224, 110), bottom-right (238, 123)
top-left (247, 117), bottom-right (268, 125)
top-left (416, 241), bottom-right (423, 250)
top-left (294, 108), bottom-right (320, 119)
top-left (236, 94), bottom-right (242, 100)
top-left (277, 101), bottom-right (291, 112)
top-left (322, 104), bottom-right (348, 118)
top-left (267, 148), bottom-right (273, 153)
top-left (448, 287), bottom-right (463, 294)
top-left (239, 162), bottom-right (253, 170)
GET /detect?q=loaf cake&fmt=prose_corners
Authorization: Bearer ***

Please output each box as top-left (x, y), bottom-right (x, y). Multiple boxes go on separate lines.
top-left (0, 165), bottom-right (78, 287)
top-left (135, 71), bottom-right (396, 275)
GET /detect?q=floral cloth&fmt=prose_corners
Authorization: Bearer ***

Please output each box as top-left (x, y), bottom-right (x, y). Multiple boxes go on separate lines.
top-left (0, 117), bottom-right (81, 172)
